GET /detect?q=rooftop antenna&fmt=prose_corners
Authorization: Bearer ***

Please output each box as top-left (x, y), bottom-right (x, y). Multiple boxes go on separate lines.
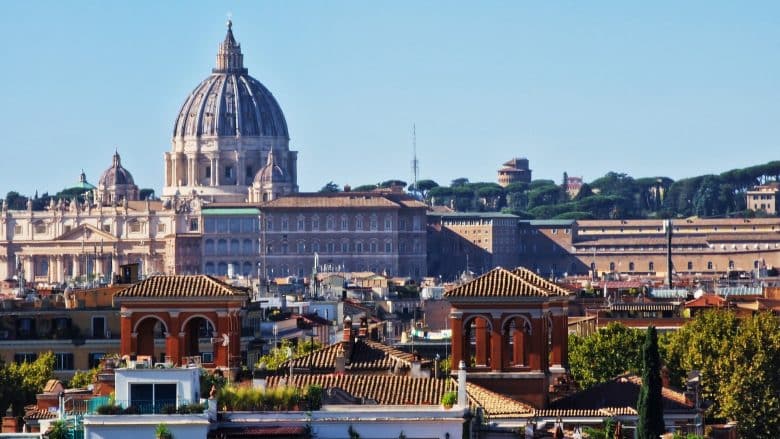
top-left (411, 124), bottom-right (419, 196)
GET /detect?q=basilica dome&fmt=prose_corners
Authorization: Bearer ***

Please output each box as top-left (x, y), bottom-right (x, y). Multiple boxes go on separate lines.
top-left (172, 21), bottom-right (288, 139)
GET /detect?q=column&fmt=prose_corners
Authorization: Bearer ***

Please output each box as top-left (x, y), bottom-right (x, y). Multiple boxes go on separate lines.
top-left (120, 311), bottom-right (134, 356)
top-left (215, 157), bottom-right (221, 185)
top-left (450, 312), bottom-right (463, 373)
top-left (172, 155), bottom-right (178, 186)
top-left (112, 254), bottom-right (119, 278)
top-left (550, 313), bottom-right (567, 369)
top-left (528, 317), bottom-right (543, 371)
top-left (490, 317), bottom-right (503, 372)
top-left (73, 255), bottom-right (81, 279)
top-left (24, 256), bottom-right (34, 282)
top-left (210, 157), bottom-right (216, 186)
top-left (55, 255), bottom-right (64, 283)
top-left (475, 318), bottom-right (489, 367)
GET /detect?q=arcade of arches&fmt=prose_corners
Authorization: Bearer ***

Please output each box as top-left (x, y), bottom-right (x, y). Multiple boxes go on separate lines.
top-left (445, 267), bottom-right (572, 408)
top-left (115, 275), bottom-right (247, 368)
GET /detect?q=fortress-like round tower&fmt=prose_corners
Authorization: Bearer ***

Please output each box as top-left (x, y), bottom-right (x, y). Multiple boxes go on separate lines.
top-left (163, 21), bottom-right (297, 203)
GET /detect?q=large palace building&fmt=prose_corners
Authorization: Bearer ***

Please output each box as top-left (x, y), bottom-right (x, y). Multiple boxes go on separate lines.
top-left (0, 22), bottom-right (427, 284)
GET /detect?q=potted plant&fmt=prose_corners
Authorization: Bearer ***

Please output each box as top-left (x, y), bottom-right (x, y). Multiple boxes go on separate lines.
top-left (441, 391), bottom-right (457, 409)
top-left (155, 423), bottom-right (172, 439)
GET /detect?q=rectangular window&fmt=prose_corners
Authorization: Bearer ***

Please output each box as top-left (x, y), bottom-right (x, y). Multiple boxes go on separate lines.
top-left (14, 225), bottom-right (22, 235)
top-left (129, 222), bottom-right (141, 233)
top-left (34, 223), bottom-right (46, 234)
top-left (54, 353), bottom-right (74, 370)
top-left (14, 353), bottom-right (37, 364)
top-left (205, 166), bottom-right (211, 179)
top-left (189, 219), bottom-right (199, 231)
top-left (224, 166), bottom-right (234, 179)
top-left (385, 242), bottom-right (392, 253)
top-left (157, 223), bottom-right (166, 233)
top-left (88, 352), bottom-right (105, 369)
top-left (201, 352), bottom-right (214, 363)
top-left (92, 316), bottom-right (106, 338)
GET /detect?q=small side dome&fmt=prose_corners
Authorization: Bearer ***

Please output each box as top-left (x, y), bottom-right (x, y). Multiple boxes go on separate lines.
top-left (254, 149), bottom-right (287, 184)
top-left (99, 152), bottom-right (135, 187)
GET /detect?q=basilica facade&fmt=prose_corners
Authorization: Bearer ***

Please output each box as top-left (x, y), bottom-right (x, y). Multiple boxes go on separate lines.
top-left (0, 22), bottom-right (427, 285)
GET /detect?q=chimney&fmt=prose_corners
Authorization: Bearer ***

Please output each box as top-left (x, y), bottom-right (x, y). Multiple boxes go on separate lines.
top-left (334, 351), bottom-right (346, 374)
top-left (342, 316), bottom-right (354, 361)
top-left (1, 407), bottom-right (17, 433)
top-left (457, 361), bottom-right (467, 408)
top-left (358, 316), bottom-right (368, 339)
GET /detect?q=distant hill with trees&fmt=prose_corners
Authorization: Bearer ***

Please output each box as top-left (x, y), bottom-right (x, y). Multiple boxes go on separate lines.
top-left (331, 161), bottom-right (780, 220)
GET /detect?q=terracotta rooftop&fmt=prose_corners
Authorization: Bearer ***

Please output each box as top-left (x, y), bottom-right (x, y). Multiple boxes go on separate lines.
top-left (466, 382), bottom-right (534, 418)
top-left (114, 275), bottom-right (247, 299)
top-left (685, 294), bottom-right (727, 308)
top-left (278, 339), bottom-right (420, 373)
top-left (267, 375), bottom-right (455, 406)
top-left (444, 267), bottom-right (572, 299)
top-left (260, 192), bottom-right (426, 210)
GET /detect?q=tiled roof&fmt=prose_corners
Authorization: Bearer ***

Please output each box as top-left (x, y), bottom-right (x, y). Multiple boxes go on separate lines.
top-left (266, 375), bottom-right (455, 406)
top-left (466, 382), bottom-right (533, 418)
top-left (444, 267), bottom-right (572, 299)
top-left (573, 236), bottom-right (708, 246)
top-left (705, 232), bottom-right (780, 242)
top-left (550, 374), bottom-right (694, 412)
top-left (213, 426), bottom-right (307, 437)
top-left (24, 409), bottom-right (57, 420)
top-left (685, 294), bottom-right (726, 308)
top-left (608, 303), bottom-right (680, 312)
top-left (262, 193), bottom-right (411, 209)
top-left (114, 275), bottom-right (247, 299)
top-left (279, 339), bottom-right (419, 373)
top-left (535, 407), bottom-right (637, 417)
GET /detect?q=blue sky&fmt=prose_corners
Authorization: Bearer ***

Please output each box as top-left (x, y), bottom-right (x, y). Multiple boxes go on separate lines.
top-left (1, 1), bottom-right (779, 196)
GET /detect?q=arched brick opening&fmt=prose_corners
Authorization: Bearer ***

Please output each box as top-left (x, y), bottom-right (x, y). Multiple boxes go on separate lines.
top-left (181, 315), bottom-right (216, 360)
top-left (134, 316), bottom-right (168, 358)
top-left (463, 315), bottom-right (493, 369)
top-left (502, 315), bottom-right (531, 368)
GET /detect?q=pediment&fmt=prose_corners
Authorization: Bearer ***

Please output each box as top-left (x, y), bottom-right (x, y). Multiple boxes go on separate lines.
top-left (55, 224), bottom-right (117, 242)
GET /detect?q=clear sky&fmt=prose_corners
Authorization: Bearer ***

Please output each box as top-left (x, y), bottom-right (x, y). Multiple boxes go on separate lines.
top-left (1, 1), bottom-right (779, 196)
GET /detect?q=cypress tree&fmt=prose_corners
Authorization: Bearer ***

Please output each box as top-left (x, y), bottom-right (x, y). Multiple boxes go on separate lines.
top-left (637, 326), bottom-right (665, 439)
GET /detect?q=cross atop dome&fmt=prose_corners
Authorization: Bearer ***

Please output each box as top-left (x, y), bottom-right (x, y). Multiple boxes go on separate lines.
top-left (214, 19), bottom-right (246, 74)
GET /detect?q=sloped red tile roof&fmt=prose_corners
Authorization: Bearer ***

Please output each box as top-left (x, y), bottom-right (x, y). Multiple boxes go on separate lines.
top-left (685, 294), bottom-right (727, 308)
top-left (444, 267), bottom-right (572, 299)
top-left (466, 382), bottom-right (534, 418)
top-left (114, 275), bottom-right (248, 299)
top-left (266, 375), bottom-right (455, 406)
top-left (279, 339), bottom-right (420, 373)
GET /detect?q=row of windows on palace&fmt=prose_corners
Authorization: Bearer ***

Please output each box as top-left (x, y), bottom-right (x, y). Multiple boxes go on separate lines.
top-left (203, 215), bottom-right (423, 234)
top-left (13, 221), bottom-right (167, 236)
top-left (596, 259), bottom-right (757, 272)
top-left (203, 238), bottom-right (423, 256)
top-left (202, 261), bottom-right (413, 278)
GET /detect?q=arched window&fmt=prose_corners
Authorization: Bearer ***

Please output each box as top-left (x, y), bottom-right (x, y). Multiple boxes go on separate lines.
top-left (204, 262), bottom-right (215, 275)
top-left (242, 239), bottom-right (254, 256)
top-left (204, 239), bottom-right (215, 256)
top-left (217, 239), bottom-right (228, 256)
top-left (217, 262), bottom-right (228, 276)
top-left (628, 261), bottom-right (634, 272)
top-left (649, 261), bottom-right (655, 272)
top-left (355, 216), bottom-right (364, 230)
top-left (707, 261), bottom-right (713, 270)
top-left (242, 262), bottom-right (252, 277)
top-left (688, 261), bottom-right (694, 270)
top-left (230, 239), bottom-right (240, 256)
top-left (327, 216), bottom-right (335, 231)
top-left (369, 215), bottom-right (378, 231)
top-left (609, 262), bottom-right (615, 271)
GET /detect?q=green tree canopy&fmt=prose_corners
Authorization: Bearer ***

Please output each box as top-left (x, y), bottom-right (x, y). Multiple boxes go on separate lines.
top-left (319, 181), bottom-right (341, 193)
top-left (568, 323), bottom-right (644, 389)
